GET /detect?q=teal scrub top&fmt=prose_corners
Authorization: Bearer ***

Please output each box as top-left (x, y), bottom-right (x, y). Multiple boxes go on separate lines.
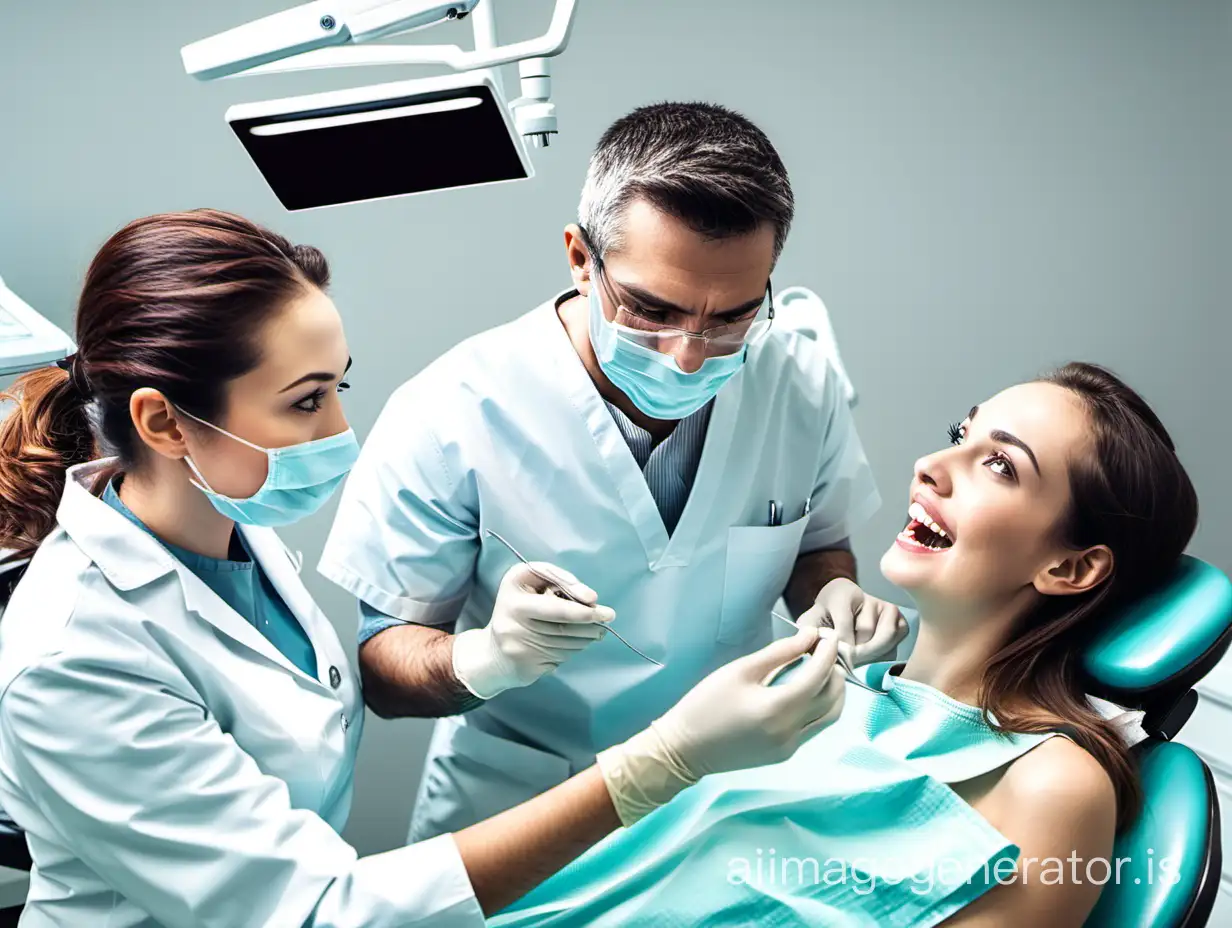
top-left (102, 480), bottom-right (318, 679)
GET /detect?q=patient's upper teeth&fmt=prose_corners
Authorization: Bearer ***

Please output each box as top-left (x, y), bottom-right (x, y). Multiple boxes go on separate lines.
top-left (908, 501), bottom-right (948, 538)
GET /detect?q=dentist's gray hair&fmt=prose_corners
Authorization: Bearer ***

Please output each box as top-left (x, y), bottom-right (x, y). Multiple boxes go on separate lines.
top-left (578, 102), bottom-right (794, 265)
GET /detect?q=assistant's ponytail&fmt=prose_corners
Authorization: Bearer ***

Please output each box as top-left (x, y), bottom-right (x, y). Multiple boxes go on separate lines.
top-left (0, 365), bottom-right (96, 600)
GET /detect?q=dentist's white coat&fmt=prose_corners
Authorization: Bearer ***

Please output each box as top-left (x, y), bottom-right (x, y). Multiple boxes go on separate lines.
top-left (321, 287), bottom-right (880, 842)
top-left (0, 460), bottom-right (484, 927)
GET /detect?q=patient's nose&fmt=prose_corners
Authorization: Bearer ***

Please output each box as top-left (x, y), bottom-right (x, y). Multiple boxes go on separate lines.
top-left (914, 453), bottom-right (951, 497)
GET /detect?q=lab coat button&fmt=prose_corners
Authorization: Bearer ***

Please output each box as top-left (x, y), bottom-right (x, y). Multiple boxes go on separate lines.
top-left (341, 714), bottom-right (350, 732)
top-left (329, 665), bottom-right (341, 689)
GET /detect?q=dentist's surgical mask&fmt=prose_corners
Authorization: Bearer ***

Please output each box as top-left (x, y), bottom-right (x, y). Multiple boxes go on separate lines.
top-left (586, 279), bottom-right (760, 421)
top-left (179, 409), bottom-right (360, 527)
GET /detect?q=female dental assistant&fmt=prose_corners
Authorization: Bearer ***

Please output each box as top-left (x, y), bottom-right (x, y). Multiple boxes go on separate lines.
top-left (0, 210), bottom-right (846, 928)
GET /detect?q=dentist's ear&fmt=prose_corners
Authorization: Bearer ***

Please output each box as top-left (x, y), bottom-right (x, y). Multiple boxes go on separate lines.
top-left (1033, 546), bottom-right (1114, 597)
top-left (563, 224), bottom-right (592, 295)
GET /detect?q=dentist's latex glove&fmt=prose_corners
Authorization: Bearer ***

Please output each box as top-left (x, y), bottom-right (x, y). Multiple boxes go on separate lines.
top-left (452, 562), bottom-right (614, 700)
top-left (801, 578), bottom-right (908, 667)
top-left (596, 627), bottom-right (844, 826)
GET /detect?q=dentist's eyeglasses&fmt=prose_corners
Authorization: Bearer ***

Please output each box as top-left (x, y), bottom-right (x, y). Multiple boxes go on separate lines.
top-left (591, 256), bottom-right (775, 358)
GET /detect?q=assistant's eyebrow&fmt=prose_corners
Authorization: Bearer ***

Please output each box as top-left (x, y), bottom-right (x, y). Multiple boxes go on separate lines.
top-left (616, 281), bottom-right (766, 320)
top-left (279, 356), bottom-right (353, 393)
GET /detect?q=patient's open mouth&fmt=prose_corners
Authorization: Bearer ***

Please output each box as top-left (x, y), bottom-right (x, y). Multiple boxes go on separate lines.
top-left (897, 501), bottom-right (954, 552)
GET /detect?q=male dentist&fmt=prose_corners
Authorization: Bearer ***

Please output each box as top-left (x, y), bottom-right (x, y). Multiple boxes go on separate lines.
top-left (320, 102), bottom-right (904, 842)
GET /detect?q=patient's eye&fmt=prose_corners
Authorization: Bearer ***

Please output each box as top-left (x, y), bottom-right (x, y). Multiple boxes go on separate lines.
top-left (947, 422), bottom-right (967, 445)
top-left (986, 452), bottom-right (1017, 481)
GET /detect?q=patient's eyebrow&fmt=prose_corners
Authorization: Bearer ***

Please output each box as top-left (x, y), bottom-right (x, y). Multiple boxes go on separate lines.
top-left (967, 406), bottom-right (1041, 475)
top-left (991, 430), bottom-right (1040, 475)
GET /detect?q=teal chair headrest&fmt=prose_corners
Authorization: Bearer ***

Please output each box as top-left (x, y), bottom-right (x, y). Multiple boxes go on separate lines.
top-left (1083, 556), bottom-right (1232, 697)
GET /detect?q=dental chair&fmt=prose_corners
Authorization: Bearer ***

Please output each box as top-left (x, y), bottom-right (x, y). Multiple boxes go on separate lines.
top-left (1078, 555), bottom-right (1232, 927)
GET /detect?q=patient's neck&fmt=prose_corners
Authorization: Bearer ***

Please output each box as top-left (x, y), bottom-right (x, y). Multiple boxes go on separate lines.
top-left (898, 602), bottom-right (1020, 706)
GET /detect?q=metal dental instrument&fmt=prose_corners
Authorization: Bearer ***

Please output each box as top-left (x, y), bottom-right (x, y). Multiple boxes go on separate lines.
top-left (770, 610), bottom-right (884, 694)
top-left (484, 530), bottom-right (663, 667)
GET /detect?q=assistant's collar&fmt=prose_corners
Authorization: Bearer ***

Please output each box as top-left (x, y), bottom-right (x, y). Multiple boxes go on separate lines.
top-left (57, 459), bottom-right (179, 592)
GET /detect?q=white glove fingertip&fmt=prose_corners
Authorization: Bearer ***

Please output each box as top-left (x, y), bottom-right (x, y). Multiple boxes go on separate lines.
top-left (771, 635), bottom-right (837, 700)
top-left (799, 633), bottom-right (841, 685)
top-left (797, 602), bottom-right (826, 630)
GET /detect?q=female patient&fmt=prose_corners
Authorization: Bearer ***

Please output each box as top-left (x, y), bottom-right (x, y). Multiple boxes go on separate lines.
top-left (493, 362), bottom-right (1198, 928)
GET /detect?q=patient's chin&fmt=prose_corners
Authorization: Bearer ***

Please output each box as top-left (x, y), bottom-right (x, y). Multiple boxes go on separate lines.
top-left (880, 545), bottom-right (922, 588)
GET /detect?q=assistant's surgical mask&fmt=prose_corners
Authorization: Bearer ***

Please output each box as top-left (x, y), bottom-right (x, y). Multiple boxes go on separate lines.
top-left (179, 409), bottom-right (360, 527)
top-left (587, 277), bottom-right (757, 420)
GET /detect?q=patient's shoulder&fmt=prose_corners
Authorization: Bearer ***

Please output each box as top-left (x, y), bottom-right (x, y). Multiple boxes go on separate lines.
top-left (942, 738), bottom-right (1121, 924)
top-left (1004, 736), bottom-right (1113, 799)
top-left (1000, 736), bottom-right (1117, 846)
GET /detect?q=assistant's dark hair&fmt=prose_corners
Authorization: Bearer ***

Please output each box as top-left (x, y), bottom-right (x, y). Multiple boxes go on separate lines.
top-left (0, 209), bottom-right (329, 598)
top-left (981, 362), bottom-right (1199, 832)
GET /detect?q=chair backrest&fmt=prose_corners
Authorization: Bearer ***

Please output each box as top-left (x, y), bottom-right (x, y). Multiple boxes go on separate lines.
top-left (0, 559), bottom-right (28, 875)
top-left (1084, 740), bottom-right (1222, 927)
top-left (773, 287), bottom-right (857, 406)
top-left (1082, 557), bottom-right (1232, 927)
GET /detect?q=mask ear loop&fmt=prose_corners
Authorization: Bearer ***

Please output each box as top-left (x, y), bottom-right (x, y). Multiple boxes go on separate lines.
top-left (174, 406), bottom-right (271, 496)
top-left (182, 455), bottom-right (219, 496)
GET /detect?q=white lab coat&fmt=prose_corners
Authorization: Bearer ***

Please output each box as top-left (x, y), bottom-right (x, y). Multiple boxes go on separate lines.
top-left (321, 289), bottom-right (881, 842)
top-left (0, 460), bottom-right (484, 928)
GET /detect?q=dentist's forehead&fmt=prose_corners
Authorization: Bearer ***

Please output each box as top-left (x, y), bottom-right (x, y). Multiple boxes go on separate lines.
top-left (609, 200), bottom-right (775, 279)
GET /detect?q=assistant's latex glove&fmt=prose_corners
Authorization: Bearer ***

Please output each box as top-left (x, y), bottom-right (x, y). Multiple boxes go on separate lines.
top-left (596, 628), bottom-right (845, 826)
top-left (452, 562), bottom-right (613, 700)
top-left (800, 578), bottom-right (908, 667)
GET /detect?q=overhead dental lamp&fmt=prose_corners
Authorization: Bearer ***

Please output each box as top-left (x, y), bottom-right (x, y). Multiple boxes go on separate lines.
top-left (0, 276), bottom-right (76, 377)
top-left (181, 0), bottom-right (578, 210)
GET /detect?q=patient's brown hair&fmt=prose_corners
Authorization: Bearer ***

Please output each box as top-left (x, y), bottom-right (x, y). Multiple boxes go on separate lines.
top-left (979, 362), bottom-right (1199, 832)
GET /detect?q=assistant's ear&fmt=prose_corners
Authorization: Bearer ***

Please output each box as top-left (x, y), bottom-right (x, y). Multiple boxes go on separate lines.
top-left (563, 224), bottom-right (593, 295)
top-left (1033, 545), bottom-right (1115, 597)
top-left (129, 388), bottom-right (190, 462)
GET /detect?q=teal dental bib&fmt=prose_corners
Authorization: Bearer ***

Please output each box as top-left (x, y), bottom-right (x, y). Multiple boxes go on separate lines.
top-left (492, 663), bottom-right (1061, 928)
